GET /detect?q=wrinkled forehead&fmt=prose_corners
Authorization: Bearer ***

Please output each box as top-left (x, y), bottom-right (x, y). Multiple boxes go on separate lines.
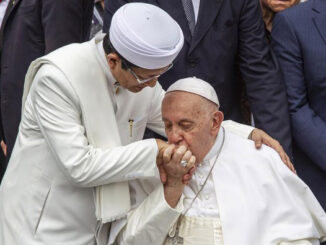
top-left (162, 91), bottom-right (208, 119)
top-left (163, 90), bottom-right (216, 110)
top-left (164, 90), bottom-right (203, 103)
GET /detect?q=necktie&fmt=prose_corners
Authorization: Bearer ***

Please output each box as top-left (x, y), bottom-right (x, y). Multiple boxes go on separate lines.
top-left (181, 0), bottom-right (196, 36)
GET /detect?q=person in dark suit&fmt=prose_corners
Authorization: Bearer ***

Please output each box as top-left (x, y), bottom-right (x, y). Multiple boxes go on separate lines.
top-left (0, 0), bottom-right (94, 179)
top-left (90, 0), bottom-right (105, 38)
top-left (103, 0), bottom-right (293, 158)
top-left (260, 0), bottom-right (299, 35)
top-left (271, 0), bottom-right (326, 212)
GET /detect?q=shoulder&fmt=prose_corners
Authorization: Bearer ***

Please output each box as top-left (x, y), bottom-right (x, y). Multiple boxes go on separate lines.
top-left (29, 64), bottom-right (79, 107)
top-left (273, 1), bottom-right (314, 41)
top-left (220, 131), bottom-right (300, 196)
top-left (45, 40), bottom-right (94, 63)
top-left (223, 130), bottom-right (284, 170)
top-left (275, 1), bottom-right (312, 22)
top-left (31, 64), bottom-right (68, 89)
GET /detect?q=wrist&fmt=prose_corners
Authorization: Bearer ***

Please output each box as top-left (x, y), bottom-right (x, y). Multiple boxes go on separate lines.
top-left (165, 177), bottom-right (185, 189)
top-left (164, 182), bottom-right (185, 208)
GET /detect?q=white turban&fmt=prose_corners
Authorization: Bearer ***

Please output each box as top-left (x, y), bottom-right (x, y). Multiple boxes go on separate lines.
top-left (166, 77), bottom-right (220, 106)
top-left (109, 3), bottom-right (184, 69)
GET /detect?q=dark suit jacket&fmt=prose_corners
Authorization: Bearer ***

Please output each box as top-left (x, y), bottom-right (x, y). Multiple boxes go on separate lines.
top-left (272, 0), bottom-right (326, 210)
top-left (0, 0), bottom-right (94, 163)
top-left (103, 0), bottom-right (293, 156)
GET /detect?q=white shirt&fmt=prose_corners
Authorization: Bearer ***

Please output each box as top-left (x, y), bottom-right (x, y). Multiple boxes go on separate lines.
top-left (192, 0), bottom-right (200, 23)
top-left (0, 0), bottom-right (9, 27)
top-left (183, 129), bottom-right (224, 217)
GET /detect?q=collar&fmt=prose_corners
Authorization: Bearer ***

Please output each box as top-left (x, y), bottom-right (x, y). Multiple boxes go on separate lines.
top-left (95, 35), bottom-right (117, 88)
top-left (203, 127), bottom-right (224, 162)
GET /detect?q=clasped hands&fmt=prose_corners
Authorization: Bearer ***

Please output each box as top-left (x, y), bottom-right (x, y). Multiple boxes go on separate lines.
top-left (156, 139), bottom-right (196, 187)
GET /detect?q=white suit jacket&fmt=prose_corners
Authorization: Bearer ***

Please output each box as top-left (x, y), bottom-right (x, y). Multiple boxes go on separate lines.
top-left (0, 36), bottom-right (165, 245)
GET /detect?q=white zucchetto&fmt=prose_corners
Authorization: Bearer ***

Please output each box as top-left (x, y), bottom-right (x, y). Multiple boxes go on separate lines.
top-left (167, 77), bottom-right (220, 106)
top-left (109, 3), bottom-right (184, 69)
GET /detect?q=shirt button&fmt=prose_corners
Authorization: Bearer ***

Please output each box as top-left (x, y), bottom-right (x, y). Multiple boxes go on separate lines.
top-left (205, 195), bottom-right (209, 200)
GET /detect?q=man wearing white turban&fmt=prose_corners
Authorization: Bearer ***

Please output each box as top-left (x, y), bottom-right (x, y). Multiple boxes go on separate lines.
top-left (111, 78), bottom-right (326, 245)
top-left (0, 3), bottom-right (186, 245)
top-left (0, 3), bottom-right (291, 245)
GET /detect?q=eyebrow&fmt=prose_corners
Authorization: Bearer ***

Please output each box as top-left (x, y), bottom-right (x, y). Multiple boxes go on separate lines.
top-left (162, 118), bottom-right (194, 124)
top-left (179, 119), bottom-right (194, 124)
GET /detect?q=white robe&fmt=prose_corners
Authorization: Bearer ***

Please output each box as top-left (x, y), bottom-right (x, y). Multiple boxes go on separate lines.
top-left (0, 35), bottom-right (165, 245)
top-left (113, 130), bottom-right (326, 245)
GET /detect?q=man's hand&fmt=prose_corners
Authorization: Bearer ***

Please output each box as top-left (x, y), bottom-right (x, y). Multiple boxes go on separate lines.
top-left (261, 0), bottom-right (299, 12)
top-left (156, 139), bottom-right (170, 183)
top-left (161, 145), bottom-right (196, 208)
top-left (156, 139), bottom-right (196, 184)
top-left (162, 145), bottom-right (196, 186)
top-left (1, 140), bottom-right (7, 157)
top-left (249, 129), bottom-right (296, 174)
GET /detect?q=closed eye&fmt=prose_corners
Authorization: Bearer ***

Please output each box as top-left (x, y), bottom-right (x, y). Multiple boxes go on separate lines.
top-left (164, 122), bottom-right (172, 131)
top-left (179, 122), bottom-right (194, 131)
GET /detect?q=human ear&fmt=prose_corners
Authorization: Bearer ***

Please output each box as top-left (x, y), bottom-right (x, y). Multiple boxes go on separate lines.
top-left (106, 53), bottom-right (120, 69)
top-left (211, 110), bottom-right (224, 134)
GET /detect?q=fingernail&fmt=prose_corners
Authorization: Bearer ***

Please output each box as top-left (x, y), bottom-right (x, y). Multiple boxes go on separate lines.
top-left (177, 145), bottom-right (186, 153)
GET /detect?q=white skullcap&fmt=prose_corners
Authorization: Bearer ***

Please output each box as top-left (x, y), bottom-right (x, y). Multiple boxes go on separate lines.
top-left (109, 3), bottom-right (184, 69)
top-left (166, 77), bottom-right (220, 106)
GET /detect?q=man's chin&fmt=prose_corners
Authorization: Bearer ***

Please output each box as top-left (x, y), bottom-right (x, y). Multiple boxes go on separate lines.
top-left (128, 86), bottom-right (146, 93)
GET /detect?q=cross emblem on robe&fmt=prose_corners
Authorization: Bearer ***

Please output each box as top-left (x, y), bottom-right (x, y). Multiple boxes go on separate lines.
top-left (167, 226), bottom-right (184, 245)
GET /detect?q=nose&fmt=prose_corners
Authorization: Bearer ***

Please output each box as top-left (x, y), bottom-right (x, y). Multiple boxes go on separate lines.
top-left (168, 127), bottom-right (183, 145)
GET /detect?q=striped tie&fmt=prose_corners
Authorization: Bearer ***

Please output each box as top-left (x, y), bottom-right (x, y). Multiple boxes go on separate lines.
top-left (181, 0), bottom-right (196, 36)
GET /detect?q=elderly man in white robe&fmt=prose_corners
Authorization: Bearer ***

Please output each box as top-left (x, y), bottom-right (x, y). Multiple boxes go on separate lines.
top-left (112, 78), bottom-right (326, 245)
top-left (0, 3), bottom-right (293, 245)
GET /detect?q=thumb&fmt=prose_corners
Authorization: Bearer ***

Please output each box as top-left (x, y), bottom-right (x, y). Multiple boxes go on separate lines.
top-left (158, 165), bottom-right (167, 184)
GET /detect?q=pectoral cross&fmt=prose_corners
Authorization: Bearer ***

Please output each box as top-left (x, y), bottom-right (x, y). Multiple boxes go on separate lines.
top-left (167, 225), bottom-right (184, 245)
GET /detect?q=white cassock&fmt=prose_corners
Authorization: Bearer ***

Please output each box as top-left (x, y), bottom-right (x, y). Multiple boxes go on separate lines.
top-left (112, 129), bottom-right (326, 245)
top-left (0, 34), bottom-right (250, 245)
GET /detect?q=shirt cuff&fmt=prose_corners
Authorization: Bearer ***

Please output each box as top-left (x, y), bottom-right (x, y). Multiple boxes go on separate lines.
top-left (147, 138), bottom-right (159, 157)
